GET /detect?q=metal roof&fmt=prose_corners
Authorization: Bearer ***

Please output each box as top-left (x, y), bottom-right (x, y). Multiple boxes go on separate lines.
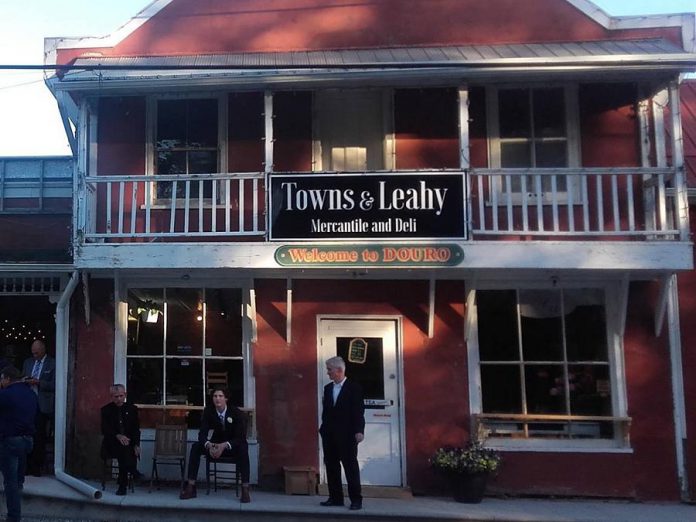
top-left (50, 38), bottom-right (696, 90)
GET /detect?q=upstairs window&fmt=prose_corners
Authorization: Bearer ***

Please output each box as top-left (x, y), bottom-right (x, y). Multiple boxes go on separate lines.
top-left (313, 89), bottom-right (394, 171)
top-left (154, 98), bottom-right (219, 199)
top-left (487, 86), bottom-right (580, 200)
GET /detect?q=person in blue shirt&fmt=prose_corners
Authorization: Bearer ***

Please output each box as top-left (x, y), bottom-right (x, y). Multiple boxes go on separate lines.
top-left (0, 365), bottom-right (37, 522)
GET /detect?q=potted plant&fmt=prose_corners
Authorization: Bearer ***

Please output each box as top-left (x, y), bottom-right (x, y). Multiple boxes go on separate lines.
top-left (430, 440), bottom-right (501, 503)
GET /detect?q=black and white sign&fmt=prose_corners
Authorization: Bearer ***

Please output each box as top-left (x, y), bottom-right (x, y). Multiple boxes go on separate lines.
top-left (269, 172), bottom-right (465, 240)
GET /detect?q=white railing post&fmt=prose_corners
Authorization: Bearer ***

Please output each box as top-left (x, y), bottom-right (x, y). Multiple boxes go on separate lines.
top-left (668, 82), bottom-right (690, 241)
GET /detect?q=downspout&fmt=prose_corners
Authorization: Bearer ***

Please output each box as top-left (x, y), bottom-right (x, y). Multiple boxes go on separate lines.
top-left (667, 275), bottom-right (690, 502)
top-left (54, 270), bottom-right (102, 499)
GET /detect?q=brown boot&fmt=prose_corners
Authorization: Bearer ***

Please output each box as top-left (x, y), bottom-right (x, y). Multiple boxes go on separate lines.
top-left (240, 484), bottom-right (251, 503)
top-left (179, 483), bottom-right (197, 500)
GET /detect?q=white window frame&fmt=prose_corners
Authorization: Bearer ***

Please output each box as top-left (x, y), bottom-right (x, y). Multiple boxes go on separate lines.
top-left (145, 93), bottom-right (228, 207)
top-left (312, 88), bottom-right (395, 172)
top-left (486, 84), bottom-right (582, 205)
top-left (116, 278), bottom-right (255, 411)
top-left (466, 279), bottom-right (630, 452)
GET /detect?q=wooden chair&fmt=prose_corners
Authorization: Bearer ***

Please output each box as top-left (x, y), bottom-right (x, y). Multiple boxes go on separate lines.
top-left (205, 454), bottom-right (240, 496)
top-left (206, 371), bottom-right (228, 395)
top-left (149, 424), bottom-right (188, 492)
top-left (101, 458), bottom-right (134, 492)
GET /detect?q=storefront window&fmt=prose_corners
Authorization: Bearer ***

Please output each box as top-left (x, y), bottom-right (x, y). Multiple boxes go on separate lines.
top-left (476, 288), bottom-right (616, 442)
top-left (126, 287), bottom-right (244, 409)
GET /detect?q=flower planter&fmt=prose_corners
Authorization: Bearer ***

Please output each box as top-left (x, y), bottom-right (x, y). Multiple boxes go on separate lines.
top-left (451, 472), bottom-right (488, 503)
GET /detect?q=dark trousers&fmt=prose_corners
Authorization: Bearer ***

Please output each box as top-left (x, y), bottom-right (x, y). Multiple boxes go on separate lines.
top-left (105, 443), bottom-right (138, 488)
top-left (27, 411), bottom-right (50, 474)
top-left (0, 435), bottom-right (33, 522)
top-left (322, 436), bottom-right (361, 504)
top-left (186, 441), bottom-right (250, 483)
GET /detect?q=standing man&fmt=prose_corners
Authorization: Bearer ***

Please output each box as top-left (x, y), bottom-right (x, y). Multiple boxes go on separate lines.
top-left (21, 340), bottom-right (55, 477)
top-left (319, 356), bottom-right (365, 511)
top-left (0, 366), bottom-right (37, 522)
top-left (179, 386), bottom-right (251, 503)
top-left (100, 384), bottom-right (141, 495)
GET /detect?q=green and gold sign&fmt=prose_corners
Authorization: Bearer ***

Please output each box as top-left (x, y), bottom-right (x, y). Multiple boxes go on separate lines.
top-left (348, 338), bottom-right (368, 364)
top-left (274, 244), bottom-right (464, 267)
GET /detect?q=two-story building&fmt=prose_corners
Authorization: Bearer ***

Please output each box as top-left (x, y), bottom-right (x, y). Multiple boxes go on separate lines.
top-left (40, 0), bottom-right (696, 500)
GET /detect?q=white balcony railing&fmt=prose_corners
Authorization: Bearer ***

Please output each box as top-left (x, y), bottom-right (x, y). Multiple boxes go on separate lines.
top-left (469, 167), bottom-right (683, 239)
top-left (80, 172), bottom-right (265, 241)
top-left (78, 168), bottom-right (687, 243)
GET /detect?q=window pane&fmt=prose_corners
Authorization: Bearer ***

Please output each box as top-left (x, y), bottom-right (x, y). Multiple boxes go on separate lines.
top-left (166, 288), bottom-right (203, 356)
top-left (477, 290), bottom-right (519, 361)
top-left (564, 289), bottom-right (608, 361)
top-left (157, 100), bottom-right (187, 148)
top-left (337, 336), bottom-right (385, 407)
top-left (519, 290), bottom-right (563, 361)
top-left (499, 89), bottom-right (530, 139)
top-left (205, 288), bottom-right (243, 357)
top-left (525, 364), bottom-right (566, 414)
top-left (187, 99), bottom-right (218, 148)
top-left (157, 150), bottom-right (187, 175)
top-left (481, 365), bottom-right (522, 413)
top-left (533, 89), bottom-right (565, 138)
top-left (569, 364), bottom-right (611, 416)
top-left (127, 289), bottom-right (164, 356)
top-left (188, 151), bottom-right (217, 175)
top-left (501, 142), bottom-right (531, 168)
top-left (127, 358), bottom-right (163, 405)
top-left (535, 142), bottom-right (567, 168)
top-left (205, 359), bottom-right (244, 406)
top-left (166, 358), bottom-right (203, 406)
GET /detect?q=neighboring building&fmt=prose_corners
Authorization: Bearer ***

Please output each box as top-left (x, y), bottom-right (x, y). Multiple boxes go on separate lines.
top-left (36, 0), bottom-right (696, 500)
top-left (0, 156), bottom-right (73, 370)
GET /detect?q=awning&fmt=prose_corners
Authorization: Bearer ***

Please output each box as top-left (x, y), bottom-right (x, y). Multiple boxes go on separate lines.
top-left (50, 38), bottom-right (696, 91)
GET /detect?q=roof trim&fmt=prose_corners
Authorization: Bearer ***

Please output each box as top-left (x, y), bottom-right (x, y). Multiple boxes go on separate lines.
top-left (44, 0), bottom-right (172, 68)
top-left (44, 0), bottom-right (696, 68)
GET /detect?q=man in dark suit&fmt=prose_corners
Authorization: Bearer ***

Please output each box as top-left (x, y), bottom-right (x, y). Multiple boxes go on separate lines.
top-left (21, 339), bottom-right (55, 476)
top-left (319, 356), bottom-right (365, 511)
top-left (0, 366), bottom-right (37, 522)
top-left (100, 384), bottom-right (141, 496)
top-left (179, 386), bottom-right (250, 503)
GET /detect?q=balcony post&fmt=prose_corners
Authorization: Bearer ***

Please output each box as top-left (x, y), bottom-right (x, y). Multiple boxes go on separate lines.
top-left (668, 82), bottom-right (690, 241)
top-left (637, 90), bottom-right (656, 232)
top-left (458, 85), bottom-right (470, 238)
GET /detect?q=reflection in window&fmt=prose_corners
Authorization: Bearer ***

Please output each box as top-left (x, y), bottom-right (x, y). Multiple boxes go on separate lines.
top-left (125, 287), bottom-right (244, 413)
top-left (476, 288), bottom-right (614, 440)
top-left (156, 98), bottom-right (218, 199)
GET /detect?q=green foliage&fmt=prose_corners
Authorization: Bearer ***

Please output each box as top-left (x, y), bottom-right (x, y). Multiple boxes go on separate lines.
top-left (431, 441), bottom-right (501, 475)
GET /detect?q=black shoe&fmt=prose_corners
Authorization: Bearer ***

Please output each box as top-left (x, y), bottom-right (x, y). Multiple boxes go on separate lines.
top-left (320, 499), bottom-right (344, 506)
top-left (349, 501), bottom-right (362, 510)
top-left (115, 486), bottom-right (127, 496)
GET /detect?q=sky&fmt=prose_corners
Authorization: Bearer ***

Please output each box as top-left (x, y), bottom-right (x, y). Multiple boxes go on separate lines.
top-left (0, 0), bottom-right (694, 157)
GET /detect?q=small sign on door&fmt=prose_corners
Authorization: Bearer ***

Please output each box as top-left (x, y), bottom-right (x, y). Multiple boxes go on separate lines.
top-left (348, 337), bottom-right (368, 364)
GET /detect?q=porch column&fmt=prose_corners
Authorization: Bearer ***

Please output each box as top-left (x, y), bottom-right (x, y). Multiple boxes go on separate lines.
top-left (668, 82), bottom-right (690, 241)
top-left (458, 86), bottom-right (471, 237)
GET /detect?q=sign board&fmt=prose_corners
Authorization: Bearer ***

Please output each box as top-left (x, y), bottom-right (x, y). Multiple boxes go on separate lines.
top-left (275, 244), bottom-right (464, 267)
top-left (269, 172), bottom-right (465, 240)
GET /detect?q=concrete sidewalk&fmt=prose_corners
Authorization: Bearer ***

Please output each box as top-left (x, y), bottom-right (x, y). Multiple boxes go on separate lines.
top-left (12, 476), bottom-right (695, 522)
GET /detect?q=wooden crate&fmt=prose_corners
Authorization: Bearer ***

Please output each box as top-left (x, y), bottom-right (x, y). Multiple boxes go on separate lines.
top-left (283, 466), bottom-right (317, 495)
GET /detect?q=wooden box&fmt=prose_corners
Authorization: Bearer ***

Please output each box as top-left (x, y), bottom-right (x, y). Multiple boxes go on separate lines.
top-left (283, 466), bottom-right (317, 495)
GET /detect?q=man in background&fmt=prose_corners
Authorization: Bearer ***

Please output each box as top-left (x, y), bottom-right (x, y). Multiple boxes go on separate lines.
top-left (0, 366), bottom-right (37, 522)
top-left (21, 340), bottom-right (54, 476)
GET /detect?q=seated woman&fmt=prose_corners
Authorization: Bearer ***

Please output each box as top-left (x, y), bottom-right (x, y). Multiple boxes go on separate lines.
top-left (179, 386), bottom-right (250, 503)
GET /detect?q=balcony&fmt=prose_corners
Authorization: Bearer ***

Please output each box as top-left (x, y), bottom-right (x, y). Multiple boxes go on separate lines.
top-left (75, 167), bottom-right (691, 272)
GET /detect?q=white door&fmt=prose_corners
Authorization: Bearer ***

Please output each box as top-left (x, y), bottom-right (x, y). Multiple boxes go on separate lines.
top-left (318, 318), bottom-right (403, 487)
